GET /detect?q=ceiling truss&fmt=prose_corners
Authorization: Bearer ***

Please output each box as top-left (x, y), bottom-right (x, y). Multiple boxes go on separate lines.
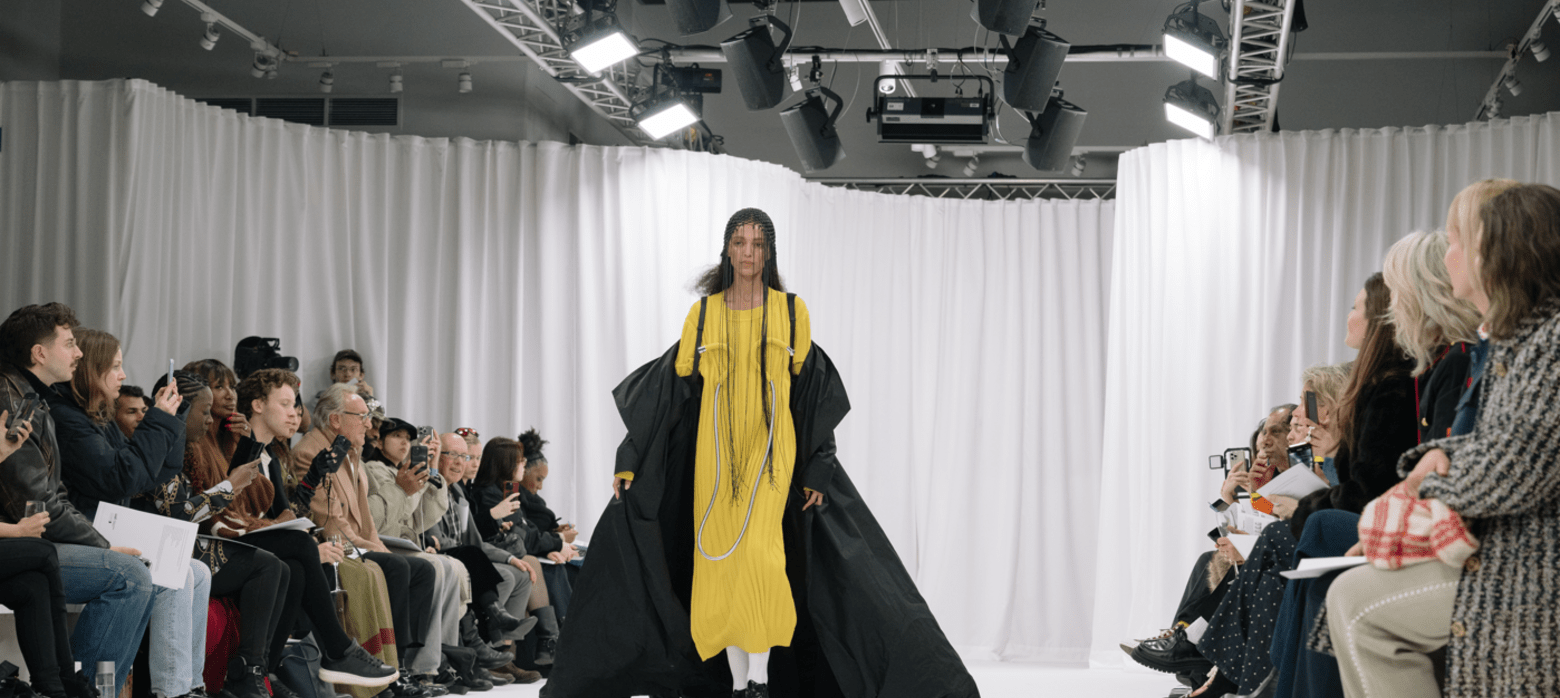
top-left (1223, 0), bottom-right (1298, 135)
top-left (457, 0), bottom-right (651, 144)
top-left (809, 178), bottom-right (1117, 201)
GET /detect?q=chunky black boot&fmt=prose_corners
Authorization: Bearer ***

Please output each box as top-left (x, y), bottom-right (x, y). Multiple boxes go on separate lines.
top-left (530, 606), bottom-right (559, 666)
top-left (219, 658), bottom-right (269, 698)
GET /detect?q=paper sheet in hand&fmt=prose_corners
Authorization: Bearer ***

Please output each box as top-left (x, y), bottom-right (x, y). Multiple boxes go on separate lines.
top-left (379, 535), bottom-right (422, 552)
top-left (1281, 556), bottom-right (1369, 579)
top-left (92, 503), bottom-right (198, 589)
top-left (1225, 534), bottom-right (1259, 560)
top-left (1256, 465), bottom-right (1330, 501)
top-left (241, 517), bottom-right (314, 536)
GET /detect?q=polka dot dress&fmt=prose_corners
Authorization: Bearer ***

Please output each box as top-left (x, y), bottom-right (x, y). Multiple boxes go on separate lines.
top-left (1202, 523), bottom-right (1300, 694)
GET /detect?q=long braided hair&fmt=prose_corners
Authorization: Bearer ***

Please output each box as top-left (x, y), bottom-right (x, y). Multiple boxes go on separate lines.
top-left (695, 208), bottom-right (788, 500)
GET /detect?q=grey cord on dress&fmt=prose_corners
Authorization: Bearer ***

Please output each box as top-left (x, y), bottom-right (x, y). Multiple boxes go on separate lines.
top-left (697, 379), bottom-right (776, 562)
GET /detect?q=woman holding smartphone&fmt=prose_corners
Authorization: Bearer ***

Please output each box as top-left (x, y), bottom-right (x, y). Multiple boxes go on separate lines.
top-left (44, 329), bottom-right (216, 698)
top-left (470, 438), bottom-right (562, 665)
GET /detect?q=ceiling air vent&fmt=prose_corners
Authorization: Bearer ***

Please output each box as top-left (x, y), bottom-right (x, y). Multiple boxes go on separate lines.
top-left (329, 98), bottom-right (400, 127)
top-left (197, 97), bottom-right (255, 115)
top-left (255, 98), bottom-right (327, 126)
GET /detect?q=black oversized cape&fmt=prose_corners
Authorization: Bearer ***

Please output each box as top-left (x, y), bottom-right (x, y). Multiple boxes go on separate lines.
top-left (541, 343), bottom-right (979, 698)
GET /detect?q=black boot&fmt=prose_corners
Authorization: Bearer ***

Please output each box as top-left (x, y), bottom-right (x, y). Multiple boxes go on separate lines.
top-left (1129, 628), bottom-right (1213, 675)
top-left (219, 658), bottom-right (269, 698)
top-left (531, 606), bottom-right (559, 666)
top-left (61, 671), bottom-right (97, 698)
top-left (479, 603), bottom-right (521, 634)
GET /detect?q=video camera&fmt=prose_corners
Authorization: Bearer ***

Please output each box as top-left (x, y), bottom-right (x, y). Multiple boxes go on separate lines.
top-left (234, 336), bottom-right (300, 380)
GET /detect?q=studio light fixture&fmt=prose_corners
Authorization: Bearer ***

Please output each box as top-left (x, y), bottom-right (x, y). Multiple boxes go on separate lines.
top-left (1070, 155), bottom-right (1087, 177)
top-left (837, 0), bottom-right (869, 27)
top-left (567, 4), bottom-right (639, 76)
top-left (1532, 39), bottom-right (1551, 62)
top-left (1163, 77), bottom-right (1219, 139)
top-left (199, 23), bottom-right (221, 51)
top-left (1021, 95), bottom-right (1087, 172)
top-left (877, 60), bottom-right (901, 94)
top-left (1163, 1), bottom-right (1226, 79)
top-left (635, 97), bottom-right (700, 139)
top-left (570, 29), bottom-right (636, 74)
top-left (1503, 73), bottom-right (1522, 96)
top-left (962, 155), bottom-right (981, 177)
top-left (319, 69), bottom-right (335, 94)
top-left (250, 52), bottom-right (277, 79)
top-left (720, 15), bottom-right (794, 111)
top-left (1002, 25), bottom-right (1070, 111)
top-left (141, 0), bottom-right (163, 17)
top-left (779, 85), bottom-right (846, 172)
top-left (666, 0), bottom-right (730, 36)
top-left (389, 73), bottom-right (403, 93)
top-left (458, 71), bottom-right (473, 93)
top-left (971, 0), bottom-right (1041, 37)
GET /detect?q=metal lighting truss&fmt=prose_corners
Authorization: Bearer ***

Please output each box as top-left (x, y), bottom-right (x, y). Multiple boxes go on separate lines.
top-left (1475, 0), bottom-right (1560, 120)
top-left (1222, 0), bottom-right (1298, 135)
top-left (458, 0), bottom-right (651, 144)
top-left (808, 178), bottom-right (1117, 201)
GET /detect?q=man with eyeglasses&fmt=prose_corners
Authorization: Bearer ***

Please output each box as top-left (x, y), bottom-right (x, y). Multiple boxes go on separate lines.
top-left (292, 383), bottom-right (441, 698)
top-left (429, 434), bottom-right (543, 685)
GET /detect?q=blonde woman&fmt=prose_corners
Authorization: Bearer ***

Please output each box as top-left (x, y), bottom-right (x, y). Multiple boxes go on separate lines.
top-left (1381, 230), bottom-right (1480, 442)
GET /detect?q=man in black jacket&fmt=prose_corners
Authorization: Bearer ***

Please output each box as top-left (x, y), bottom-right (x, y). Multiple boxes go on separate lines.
top-left (0, 303), bottom-right (158, 698)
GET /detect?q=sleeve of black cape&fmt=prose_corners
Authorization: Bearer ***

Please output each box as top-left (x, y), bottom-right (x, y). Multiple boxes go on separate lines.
top-left (540, 343), bottom-right (707, 698)
top-left (791, 345), bottom-right (981, 698)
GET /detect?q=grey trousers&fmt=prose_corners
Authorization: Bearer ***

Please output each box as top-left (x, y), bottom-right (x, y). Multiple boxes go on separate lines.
top-left (1327, 560), bottom-right (1459, 698)
top-left (493, 563), bottom-right (534, 641)
top-left (410, 553), bottom-right (468, 674)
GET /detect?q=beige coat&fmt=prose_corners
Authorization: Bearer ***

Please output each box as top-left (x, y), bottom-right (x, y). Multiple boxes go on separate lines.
top-left (293, 428), bottom-right (389, 554)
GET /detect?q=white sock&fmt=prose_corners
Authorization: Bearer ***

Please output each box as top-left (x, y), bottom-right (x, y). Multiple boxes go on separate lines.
top-left (748, 650), bottom-right (770, 686)
top-left (1186, 618), bottom-right (1209, 646)
top-left (725, 647), bottom-right (749, 691)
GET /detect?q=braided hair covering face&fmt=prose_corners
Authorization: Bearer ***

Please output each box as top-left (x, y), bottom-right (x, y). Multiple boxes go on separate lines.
top-left (695, 208), bottom-right (787, 297)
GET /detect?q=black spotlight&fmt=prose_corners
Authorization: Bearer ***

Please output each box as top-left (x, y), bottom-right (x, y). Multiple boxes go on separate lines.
top-left (1002, 25), bottom-right (1070, 112)
top-left (972, 0), bottom-right (1041, 36)
top-left (667, 0), bottom-right (731, 35)
top-left (780, 86), bottom-right (846, 172)
top-left (1022, 96), bottom-right (1087, 172)
top-left (720, 15), bottom-right (794, 110)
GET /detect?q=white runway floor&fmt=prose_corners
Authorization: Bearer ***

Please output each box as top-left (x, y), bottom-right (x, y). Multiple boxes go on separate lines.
top-left (485, 660), bottom-right (1182, 698)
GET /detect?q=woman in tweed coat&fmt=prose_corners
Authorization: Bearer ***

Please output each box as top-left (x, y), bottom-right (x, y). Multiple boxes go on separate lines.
top-left (1327, 182), bottom-right (1560, 698)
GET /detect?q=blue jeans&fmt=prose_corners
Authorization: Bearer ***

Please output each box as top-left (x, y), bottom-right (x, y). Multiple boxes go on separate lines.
top-left (149, 559), bottom-right (212, 696)
top-left (56, 544), bottom-right (157, 697)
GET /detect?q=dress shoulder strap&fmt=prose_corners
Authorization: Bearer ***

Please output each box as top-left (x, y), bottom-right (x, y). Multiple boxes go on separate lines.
top-left (692, 296), bottom-right (709, 376)
top-left (787, 292), bottom-right (797, 352)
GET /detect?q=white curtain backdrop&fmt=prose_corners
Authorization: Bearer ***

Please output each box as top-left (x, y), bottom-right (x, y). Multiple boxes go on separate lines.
top-left (1092, 114), bottom-right (1560, 664)
top-left (0, 79), bottom-right (1114, 663)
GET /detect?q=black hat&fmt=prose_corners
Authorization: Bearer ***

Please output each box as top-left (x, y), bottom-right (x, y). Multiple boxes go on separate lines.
top-left (380, 417), bottom-right (416, 442)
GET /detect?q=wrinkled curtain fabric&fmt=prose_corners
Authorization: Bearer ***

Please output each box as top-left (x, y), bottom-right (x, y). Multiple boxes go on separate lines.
top-left (0, 79), bottom-right (1113, 663)
top-left (1093, 113), bottom-right (1560, 665)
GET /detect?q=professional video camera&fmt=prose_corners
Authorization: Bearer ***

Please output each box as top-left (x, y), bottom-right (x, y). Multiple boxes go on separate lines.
top-left (234, 336), bottom-right (300, 380)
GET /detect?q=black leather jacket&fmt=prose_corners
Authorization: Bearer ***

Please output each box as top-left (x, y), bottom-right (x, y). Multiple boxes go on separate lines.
top-left (0, 363), bottom-right (110, 547)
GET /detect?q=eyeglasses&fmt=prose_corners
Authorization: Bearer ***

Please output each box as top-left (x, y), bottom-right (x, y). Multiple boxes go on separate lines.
top-left (454, 428), bottom-right (479, 439)
top-left (339, 410), bottom-right (372, 423)
top-left (440, 453), bottom-right (474, 462)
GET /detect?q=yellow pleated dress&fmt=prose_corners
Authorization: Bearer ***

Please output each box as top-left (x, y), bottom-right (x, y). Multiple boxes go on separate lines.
top-left (674, 288), bottom-right (812, 660)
